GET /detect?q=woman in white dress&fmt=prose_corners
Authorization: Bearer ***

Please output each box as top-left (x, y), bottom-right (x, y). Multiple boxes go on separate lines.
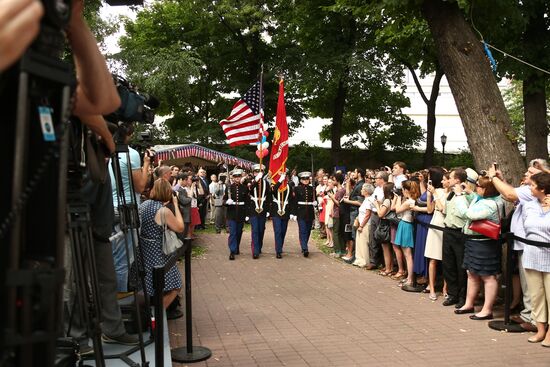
top-left (324, 178), bottom-right (335, 248)
top-left (424, 169), bottom-right (450, 300)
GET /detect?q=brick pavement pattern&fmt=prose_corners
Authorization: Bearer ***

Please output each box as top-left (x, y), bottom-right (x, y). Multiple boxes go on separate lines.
top-left (169, 222), bottom-right (549, 367)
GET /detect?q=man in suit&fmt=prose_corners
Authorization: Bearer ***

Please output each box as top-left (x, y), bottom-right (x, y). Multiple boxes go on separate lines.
top-left (196, 168), bottom-right (210, 229)
top-left (176, 173), bottom-right (192, 237)
top-left (291, 172), bottom-right (316, 257)
top-left (224, 169), bottom-right (248, 260)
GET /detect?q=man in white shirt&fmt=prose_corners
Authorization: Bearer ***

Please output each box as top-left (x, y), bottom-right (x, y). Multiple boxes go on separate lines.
top-left (209, 174), bottom-right (218, 224)
top-left (389, 161), bottom-right (407, 190)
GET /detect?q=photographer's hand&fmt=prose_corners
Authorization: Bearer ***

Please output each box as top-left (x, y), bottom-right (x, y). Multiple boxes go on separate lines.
top-left (0, 0), bottom-right (43, 71)
top-left (80, 115), bottom-right (115, 154)
top-left (67, 0), bottom-right (120, 116)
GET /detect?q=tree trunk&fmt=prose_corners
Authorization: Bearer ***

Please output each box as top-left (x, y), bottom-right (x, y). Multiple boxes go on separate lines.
top-left (331, 75), bottom-right (348, 166)
top-left (422, 68), bottom-right (444, 168)
top-left (523, 75), bottom-right (548, 162)
top-left (424, 101), bottom-right (436, 167)
top-left (422, 0), bottom-right (525, 183)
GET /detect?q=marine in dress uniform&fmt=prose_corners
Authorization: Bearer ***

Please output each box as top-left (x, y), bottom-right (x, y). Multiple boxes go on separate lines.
top-left (247, 164), bottom-right (271, 259)
top-left (291, 172), bottom-right (316, 257)
top-left (270, 170), bottom-right (293, 259)
top-left (224, 169), bottom-right (248, 260)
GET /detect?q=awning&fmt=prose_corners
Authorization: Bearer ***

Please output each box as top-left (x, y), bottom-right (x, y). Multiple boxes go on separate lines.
top-left (153, 144), bottom-right (255, 170)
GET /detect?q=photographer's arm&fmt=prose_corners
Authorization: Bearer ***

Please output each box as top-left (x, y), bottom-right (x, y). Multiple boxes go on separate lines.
top-left (0, 0), bottom-right (43, 71)
top-left (79, 115), bottom-right (115, 154)
top-left (67, 0), bottom-right (120, 116)
top-left (131, 152), bottom-right (150, 194)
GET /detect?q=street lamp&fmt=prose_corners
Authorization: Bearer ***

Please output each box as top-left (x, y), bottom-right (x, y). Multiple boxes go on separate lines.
top-left (441, 133), bottom-right (447, 167)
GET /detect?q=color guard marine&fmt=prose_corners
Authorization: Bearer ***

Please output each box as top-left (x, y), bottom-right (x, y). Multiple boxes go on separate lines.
top-left (224, 169), bottom-right (248, 260)
top-left (247, 164), bottom-right (271, 259)
top-left (290, 171), bottom-right (316, 257)
top-left (270, 169), bottom-right (293, 259)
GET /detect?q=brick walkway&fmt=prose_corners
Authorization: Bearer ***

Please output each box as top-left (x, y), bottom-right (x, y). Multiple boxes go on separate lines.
top-left (169, 222), bottom-right (549, 367)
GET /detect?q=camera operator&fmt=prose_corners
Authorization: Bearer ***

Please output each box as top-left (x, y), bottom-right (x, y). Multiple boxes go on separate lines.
top-left (64, 116), bottom-right (140, 356)
top-left (0, 0), bottom-right (43, 71)
top-left (108, 123), bottom-right (151, 293)
top-left (67, 0), bottom-right (121, 116)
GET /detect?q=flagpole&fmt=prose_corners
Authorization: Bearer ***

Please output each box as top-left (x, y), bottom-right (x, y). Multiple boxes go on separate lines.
top-left (258, 65), bottom-right (264, 211)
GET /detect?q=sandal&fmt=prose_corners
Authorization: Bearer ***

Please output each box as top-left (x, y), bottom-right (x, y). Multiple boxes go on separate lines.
top-left (429, 293), bottom-right (438, 301)
top-left (378, 270), bottom-right (392, 276)
top-left (390, 272), bottom-right (406, 280)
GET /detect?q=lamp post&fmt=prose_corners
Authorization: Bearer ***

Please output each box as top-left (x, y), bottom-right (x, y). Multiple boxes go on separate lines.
top-left (441, 133), bottom-right (447, 167)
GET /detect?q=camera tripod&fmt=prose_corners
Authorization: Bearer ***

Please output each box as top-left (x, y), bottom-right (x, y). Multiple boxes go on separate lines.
top-left (64, 175), bottom-right (106, 367)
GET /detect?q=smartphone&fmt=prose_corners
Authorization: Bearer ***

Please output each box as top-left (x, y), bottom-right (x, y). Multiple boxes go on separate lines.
top-left (493, 162), bottom-right (499, 170)
top-left (427, 179), bottom-right (432, 186)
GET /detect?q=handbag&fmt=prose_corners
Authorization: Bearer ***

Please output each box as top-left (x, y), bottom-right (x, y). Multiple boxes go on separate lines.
top-left (468, 201), bottom-right (501, 240)
top-left (374, 219), bottom-right (391, 243)
top-left (384, 210), bottom-right (401, 226)
top-left (161, 207), bottom-right (183, 255)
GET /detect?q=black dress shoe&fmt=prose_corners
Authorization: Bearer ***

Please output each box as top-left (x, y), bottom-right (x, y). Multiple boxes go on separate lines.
top-left (276, 253), bottom-right (282, 259)
top-left (442, 298), bottom-right (458, 306)
top-left (235, 250), bottom-right (240, 255)
top-left (229, 253), bottom-right (235, 260)
top-left (303, 250), bottom-right (309, 258)
top-left (166, 308), bottom-right (183, 320)
top-left (454, 308), bottom-right (475, 315)
top-left (253, 254), bottom-right (259, 259)
top-left (469, 313), bottom-right (493, 320)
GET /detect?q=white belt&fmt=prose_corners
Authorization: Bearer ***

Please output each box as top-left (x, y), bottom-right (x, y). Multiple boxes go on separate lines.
top-left (228, 202), bottom-right (245, 205)
top-left (297, 201), bottom-right (316, 205)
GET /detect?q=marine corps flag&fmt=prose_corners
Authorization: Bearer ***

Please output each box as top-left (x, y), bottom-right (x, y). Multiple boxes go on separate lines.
top-left (268, 78), bottom-right (289, 191)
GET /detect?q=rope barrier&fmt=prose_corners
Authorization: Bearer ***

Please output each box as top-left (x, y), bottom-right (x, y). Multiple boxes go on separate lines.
top-left (413, 219), bottom-right (550, 248)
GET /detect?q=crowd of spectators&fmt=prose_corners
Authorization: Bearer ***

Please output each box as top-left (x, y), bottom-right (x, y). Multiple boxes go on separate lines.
top-left (311, 160), bottom-right (550, 346)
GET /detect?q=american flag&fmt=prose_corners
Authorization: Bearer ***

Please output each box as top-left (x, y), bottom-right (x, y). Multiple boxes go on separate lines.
top-left (220, 81), bottom-right (264, 147)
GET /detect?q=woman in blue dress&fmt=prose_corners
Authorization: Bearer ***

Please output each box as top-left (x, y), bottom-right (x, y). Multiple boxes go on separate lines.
top-left (411, 169), bottom-right (435, 283)
top-left (139, 178), bottom-right (184, 308)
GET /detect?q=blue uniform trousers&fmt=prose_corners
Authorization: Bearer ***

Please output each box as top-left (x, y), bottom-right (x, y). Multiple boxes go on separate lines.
top-left (250, 215), bottom-right (266, 256)
top-left (298, 218), bottom-right (313, 251)
top-left (272, 216), bottom-right (289, 254)
top-left (227, 220), bottom-right (244, 254)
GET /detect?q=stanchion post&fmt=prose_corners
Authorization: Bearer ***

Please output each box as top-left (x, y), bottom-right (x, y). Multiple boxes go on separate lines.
top-left (488, 232), bottom-right (523, 332)
top-left (153, 266), bottom-right (165, 366)
top-left (171, 238), bottom-right (212, 363)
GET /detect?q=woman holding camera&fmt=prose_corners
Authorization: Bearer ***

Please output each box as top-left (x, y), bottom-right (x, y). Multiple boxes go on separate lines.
top-left (454, 175), bottom-right (503, 320)
top-left (139, 179), bottom-right (183, 308)
top-left (521, 172), bottom-right (550, 346)
top-left (373, 182), bottom-right (396, 276)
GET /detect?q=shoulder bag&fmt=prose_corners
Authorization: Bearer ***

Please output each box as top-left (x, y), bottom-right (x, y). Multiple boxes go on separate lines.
top-left (161, 207), bottom-right (183, 255)
top-left (468, 200), bottom-right (501, 240)
top-left (374, 218), bottom-right (391, 243)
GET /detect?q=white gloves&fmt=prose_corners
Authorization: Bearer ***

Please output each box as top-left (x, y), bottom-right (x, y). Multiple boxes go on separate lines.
top-left (255, 172), bottom-right (263, 182)
top-left (245, 216), bottom-right (249, 221)
top-left (226, 198), bottom-right (235, 205)
top-left (290, 215), bottom-right (297, 221)
top-left (278, 173), bottom-right (286, 183)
